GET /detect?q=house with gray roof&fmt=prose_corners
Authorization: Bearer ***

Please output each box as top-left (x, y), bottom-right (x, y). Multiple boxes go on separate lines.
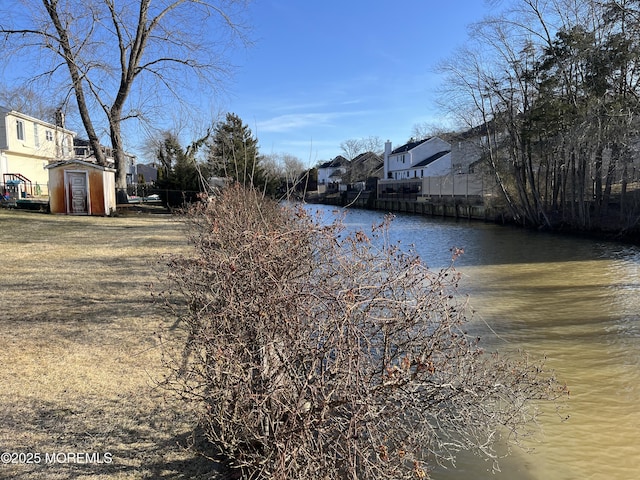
top-left (350, 151), bottom-right (383, 183)
top-left (383, 137), bottom-right (452, 180)
top-left (378, 134), bottom-right (491, 200)
top-left (317, 155), bottom-right (349, 190)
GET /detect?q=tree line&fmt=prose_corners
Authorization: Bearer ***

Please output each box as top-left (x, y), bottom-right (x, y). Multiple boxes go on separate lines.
top-left (5, 1), bottom-right (640, 236)
top-left (151, 112), bottom-right (311, 204)
top-left (440, 0), bottom-right (640, 233)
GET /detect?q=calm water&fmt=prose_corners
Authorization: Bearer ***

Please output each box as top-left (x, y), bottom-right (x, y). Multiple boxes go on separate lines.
top-left (310, 204), bottom-right (640, 480)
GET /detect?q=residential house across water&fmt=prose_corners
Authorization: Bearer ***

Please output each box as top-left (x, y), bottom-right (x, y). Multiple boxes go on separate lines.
top-left (378, 136), bottom-right (486, 201)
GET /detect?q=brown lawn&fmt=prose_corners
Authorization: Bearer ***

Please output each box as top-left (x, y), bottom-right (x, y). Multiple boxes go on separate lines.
top-left (0, 209), bottom-right (218, 479)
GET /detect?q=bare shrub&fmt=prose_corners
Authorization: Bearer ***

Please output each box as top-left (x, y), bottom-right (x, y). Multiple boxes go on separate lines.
top-left (160, 184), bottom-right (567, 479)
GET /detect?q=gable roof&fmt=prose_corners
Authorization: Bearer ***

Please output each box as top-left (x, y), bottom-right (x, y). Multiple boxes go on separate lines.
top-left (45, 158), bottom-right (116, 172)
top-left (318, 155), bottom-right (349, 169)
top-left (351, 151), bottom-right (382, 166)
top-left (413, 150), bottom-right (450, 168)
top-left (391, 138), bottom-right (430, 155)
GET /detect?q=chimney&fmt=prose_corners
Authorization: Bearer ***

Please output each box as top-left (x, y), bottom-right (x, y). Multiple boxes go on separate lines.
top-left (384, 140), bottom-right (392, 180)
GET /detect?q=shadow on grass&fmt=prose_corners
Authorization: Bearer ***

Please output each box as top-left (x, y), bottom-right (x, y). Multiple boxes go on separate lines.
top-left (0, 395), bottom-right (229, 480)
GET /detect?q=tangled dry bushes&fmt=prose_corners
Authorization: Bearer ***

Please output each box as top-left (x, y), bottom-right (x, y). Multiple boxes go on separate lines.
top-left (160, 185), bottom-right (568, 479)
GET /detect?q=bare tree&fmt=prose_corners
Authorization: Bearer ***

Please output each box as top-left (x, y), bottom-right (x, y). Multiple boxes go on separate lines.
top-left (410, 121), bottom-right (450, 141)
top-left (438, 0), bottom-right (640, 234)
top-left (260, 153), bottom-right (285, 179)
top-left (160, 184), bottom-right (568, 480)
top-left (340, 138), bottom-right (364, 162)
top-left (340, 136), bottom-right (383, 160)
top-left (361, 135), bottom-right (384, 156)
top-left (280, 153), bottom-right (306, 193)
top-left (0, 84), bottom-right (61, 122)
top-left (0, 0), bottom-right (249, 193)
top-left (339, 136), bottom-right (384, 184)
top-left (437, 44), bottom-right (523, 220)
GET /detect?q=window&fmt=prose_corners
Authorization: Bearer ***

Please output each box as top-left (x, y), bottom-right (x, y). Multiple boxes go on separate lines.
top-left (16, 120), bottom-right (25, 141)
top-left (34, 124), bottom-right (39, 147)
top-left (46, 130), bottom-right (53, 141)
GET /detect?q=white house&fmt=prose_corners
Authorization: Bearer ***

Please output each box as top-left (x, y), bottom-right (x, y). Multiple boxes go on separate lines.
top-left (383, 137), bottom-right (452, 180)
top-left (317, 155), bottom-right (349, 190)
top-left (0, 107), bottom-right (76, 196)
top-left (378, 132), bottom-right (495, 200)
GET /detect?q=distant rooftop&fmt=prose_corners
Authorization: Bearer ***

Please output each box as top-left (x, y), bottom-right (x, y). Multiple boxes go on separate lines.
top-left (391, 138), bottom-right (430, 155)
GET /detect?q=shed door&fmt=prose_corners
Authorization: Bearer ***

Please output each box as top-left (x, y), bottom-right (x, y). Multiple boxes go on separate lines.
top-left (66, 171), bottom-right (88, 214)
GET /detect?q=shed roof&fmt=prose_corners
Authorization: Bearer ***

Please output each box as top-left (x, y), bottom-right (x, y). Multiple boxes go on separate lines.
top-left (45, 159), bottom-right (117, 172)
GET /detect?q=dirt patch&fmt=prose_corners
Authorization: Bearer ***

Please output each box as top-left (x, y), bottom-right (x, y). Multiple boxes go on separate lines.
top-left (0, 209), bottom-right (219, 479)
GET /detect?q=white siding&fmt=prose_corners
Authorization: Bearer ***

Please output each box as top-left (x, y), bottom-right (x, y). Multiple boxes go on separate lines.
top-left (385, 137), bottom-right (452, 179)
top-left (317, 168), bottom-right (331, 185)
top-left (0, 107), bottom-right (76, 189)
top-left (408, 153), bottom-right (452, 178)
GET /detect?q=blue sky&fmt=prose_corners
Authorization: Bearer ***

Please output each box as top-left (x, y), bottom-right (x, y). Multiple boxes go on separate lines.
top-left (0, 0), bottom-right (495, 166)
top-left (219, 1), bottom-right (494, 166)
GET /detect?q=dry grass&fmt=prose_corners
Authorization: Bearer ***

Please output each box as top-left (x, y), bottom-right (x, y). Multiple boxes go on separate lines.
top-left (0, 209), bottom-right (218, 479)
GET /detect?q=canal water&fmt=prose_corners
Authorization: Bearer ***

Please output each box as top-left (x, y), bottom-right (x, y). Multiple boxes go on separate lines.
top-left (310, 204), bottom-right (640, 480)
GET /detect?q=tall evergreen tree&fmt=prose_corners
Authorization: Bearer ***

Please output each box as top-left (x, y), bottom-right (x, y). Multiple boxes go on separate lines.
top-left (155, 131), bottom-right (208, 206)
top-left (206, 113), bottom-right (270, 191)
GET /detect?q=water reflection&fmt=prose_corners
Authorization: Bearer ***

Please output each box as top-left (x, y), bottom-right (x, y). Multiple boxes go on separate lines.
top-left (309, 205), bottom-right (640, 480)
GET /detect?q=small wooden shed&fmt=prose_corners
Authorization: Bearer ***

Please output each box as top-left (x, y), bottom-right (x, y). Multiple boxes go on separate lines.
top-left (46, 160), bottom-right (116, 215)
